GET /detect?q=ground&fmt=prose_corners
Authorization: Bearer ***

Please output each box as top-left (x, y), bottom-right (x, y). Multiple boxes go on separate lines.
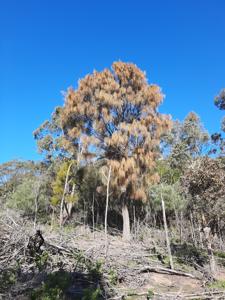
top-left (1, 215), bottom-right (225, 299)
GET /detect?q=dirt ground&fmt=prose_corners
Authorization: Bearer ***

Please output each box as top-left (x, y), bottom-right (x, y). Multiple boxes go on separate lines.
top-left (1, 217), bottom-right (225, 299)
top-left (42, 225), bottom-right (224, 299)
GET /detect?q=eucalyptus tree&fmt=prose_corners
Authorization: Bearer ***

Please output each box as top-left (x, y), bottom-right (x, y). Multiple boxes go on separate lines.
top-left (61, 62), bottom-right (171, 240)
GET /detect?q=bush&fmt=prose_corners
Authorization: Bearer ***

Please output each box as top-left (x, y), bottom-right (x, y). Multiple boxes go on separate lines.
top-left (7, 178), bottom-right (47, 216)
top-left (30, 271), bottom-right (72, 300)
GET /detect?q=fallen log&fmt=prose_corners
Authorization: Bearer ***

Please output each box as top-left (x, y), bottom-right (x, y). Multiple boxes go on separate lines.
top-left (109, 290), bottom-right (225, 300)
top-left (184, 290), bottom-right (225, 299)
top-left (139, 266), bottom-right (200, 279)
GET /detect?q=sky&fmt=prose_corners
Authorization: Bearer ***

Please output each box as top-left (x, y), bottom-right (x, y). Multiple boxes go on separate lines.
top-left (0, 0), bottom-right (225, 163)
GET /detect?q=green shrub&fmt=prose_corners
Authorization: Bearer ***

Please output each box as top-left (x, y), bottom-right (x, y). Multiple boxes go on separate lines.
top-left (82, 287), bottom-right (101, 300)
top-left (147, 289), bottom-right (154, 299)
top-left (0, 269), bottom-right (17, 291)
top-left (30, 271), bottom-right (72, 300)
top-left (108, 268), bottom-right (118, 285)
top-left (208, 280), bottom-right (225, 290)
top-left (35, 251), bottom-right (49, 271)
top-left (7, 178), bottom-right (47, 216)
top-left (86, 260), bottom-right (102, 279)
top-left (215, 250), bottom-right (225, 259)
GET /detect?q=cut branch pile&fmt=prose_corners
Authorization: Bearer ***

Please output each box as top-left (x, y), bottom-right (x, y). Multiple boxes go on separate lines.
top-left (1, 213), bottom-right (225, 299)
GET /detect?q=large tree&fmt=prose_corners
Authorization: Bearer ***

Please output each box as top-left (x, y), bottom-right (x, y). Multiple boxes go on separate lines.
top-left (61, 62), bottom-right (171, 240)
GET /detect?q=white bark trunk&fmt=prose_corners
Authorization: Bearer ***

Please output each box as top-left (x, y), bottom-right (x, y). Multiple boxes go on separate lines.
top-left (105, 165), bottom-right (111, 256)
top-left (51, 207), bottom-right (55, 231)
top-left (60, 162), bottom-right (73, 228)
top-left (161, 192), bottom-right (174, 269)
top-left (203, 227), bottom-right (216, 276)
top-left (33, 182), bottom-right (41, 230)
top-left (122, 203), bottom-right (131, 241)
top-left (92, 193), bottom-right (95, 236)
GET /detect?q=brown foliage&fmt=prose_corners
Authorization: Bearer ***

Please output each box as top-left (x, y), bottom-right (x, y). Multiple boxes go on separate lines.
top-left (62, 62), bottom-right (171, 201)
top-left (181, 157), bottom-right (225, 227)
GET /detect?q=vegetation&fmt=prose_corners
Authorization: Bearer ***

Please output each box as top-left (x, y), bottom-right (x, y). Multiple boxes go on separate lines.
top-left (61, 62), bottom-right (171, 240)
top-left (30, 271), bottom-right (73, 300)
top-left (1, 61), bottom-right (225, 299)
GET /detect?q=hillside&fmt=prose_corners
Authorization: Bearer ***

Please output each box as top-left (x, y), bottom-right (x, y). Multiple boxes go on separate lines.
top-left (1, 212), bottom-right (225, 300)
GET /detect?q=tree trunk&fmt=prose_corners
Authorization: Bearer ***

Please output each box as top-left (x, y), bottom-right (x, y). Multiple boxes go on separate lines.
top-left (60, 162), bottom-right (73, 228)
top-left (92, 193), bottom-right (95, 234)
top-left (133, 205), bottom-right (136, 239)
top-left (161, 191), bottom-right (174, 269)
top-left (68, 183), bottom-right (75, 217)
top-left (122, 203), bottom-right (131, 241)
top-left (198, 221), bottom-right (204, 248)
top-left (179, 211), bottom-right (183, 244)
top-left (33, 192), bottom-right (39, 230)
top-left (203, 226), bottom-right (216, 276)
top-left (51, 207), bottom-right (55, 231)
top-left (33, 182), bottom-right (41, 230)
top-left (96, 208), bottom-right (99, 226)
top-left (218, 216), bottom-right (223, 250)
top-left (105, 165), bottom-right (111, 256)
top-left (190, 212), bottom-right (197, 246)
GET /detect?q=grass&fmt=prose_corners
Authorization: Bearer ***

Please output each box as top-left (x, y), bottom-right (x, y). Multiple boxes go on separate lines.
top-left (208, 280), bottom-right (225, 290)
top-left (215, 250), bottom-right (225, 259)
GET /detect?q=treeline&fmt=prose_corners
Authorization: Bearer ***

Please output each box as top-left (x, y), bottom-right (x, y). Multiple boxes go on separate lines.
top-left (0, 62), bottom-right (224, 245)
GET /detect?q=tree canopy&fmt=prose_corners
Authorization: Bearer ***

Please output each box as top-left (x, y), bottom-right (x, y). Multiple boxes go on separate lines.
top-left (62, 62), bottom-right (171, 201)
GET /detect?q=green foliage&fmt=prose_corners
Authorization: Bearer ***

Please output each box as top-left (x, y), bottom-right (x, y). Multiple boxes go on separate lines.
top-left (51, 160), bottom-right (78, 207)
top-left (215, 89), bottom-right (225, 111)
top-left (147, 289), bottom-right (154, 299)
top-left (0, 269), bottom-right (17, 291)
top-left (171, 243), bottom-right (208, 267)
top-left (211, 89), bottom-right (225, 156)
top-left (163, 112), bottom-right (209, 171)
top-left (7, 177), bottom-right (47, 215)
top-left (77, 165), bottom-right (102, 206)
top-left (33, 106), bottom-right (70, 161)
top-left (156, 160), bottom-right (181, 184)
top-left (30, 271), bottom-right (72, 300)
top-left (208, 280), bottom-right (225, 290)
top-left (108, 268), bottom-right (118, 285)
top-left (86, 260), bottom-right (103, 279)
top-left (0, 160), bottom-right (45, 205)
top-left (148, 182), bottom-right (185, 214)
top-left (82, 287), bottom-right (101, 300)
top-left (214, 251), bottom-right (225, 267)
top-left (215, 251), bottom-right (225, 259)
top-left (35, 251), bottom-right (49, 271)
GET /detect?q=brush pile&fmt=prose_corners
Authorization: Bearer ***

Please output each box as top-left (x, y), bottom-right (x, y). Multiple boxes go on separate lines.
top-left (1, 212), bottom-right (225, 299)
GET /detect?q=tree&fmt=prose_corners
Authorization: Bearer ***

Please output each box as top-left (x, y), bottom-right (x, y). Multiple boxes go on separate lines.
top-left (210, 89), bottom-right (225, 156)
top-left (7, 177), bottom-right (48, 217)
top-left (33, 107), bottom-right (74, 162)
top-left (181, 157), bottom-right (225, 276)
top-left (215, 89), bottom-right (225, 110)
top-left (163, 112), bottom-right (209, 170)
top-left (61, 61), bottom-right (171, 240)
top-left (75, 164), bottom-right (103, 226)
top-left (148, 183), bottom-right (185, 223)
top-left (181, 157), bottom-right (225, 233)
top-left (51, 160), bottom-right (78, 225)
top-left (0, 160), bottom-right (47, 205)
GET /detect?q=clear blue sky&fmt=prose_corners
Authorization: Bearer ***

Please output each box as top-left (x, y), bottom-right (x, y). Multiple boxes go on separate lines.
top-left (1, 0), bottom-right (225, 163)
